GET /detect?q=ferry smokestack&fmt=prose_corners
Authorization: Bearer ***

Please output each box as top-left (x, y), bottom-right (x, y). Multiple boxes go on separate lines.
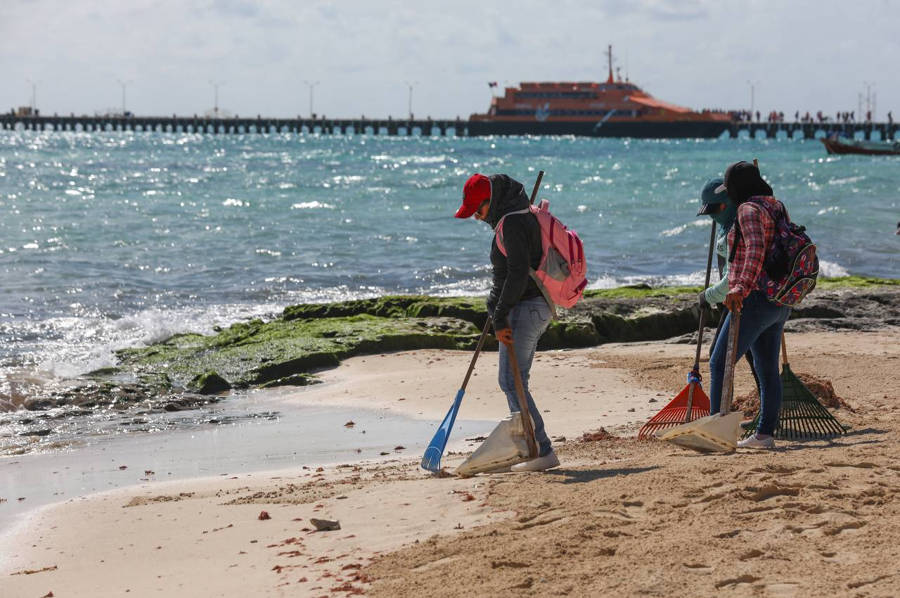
top-left (607, 45), bottom-right (614, 84)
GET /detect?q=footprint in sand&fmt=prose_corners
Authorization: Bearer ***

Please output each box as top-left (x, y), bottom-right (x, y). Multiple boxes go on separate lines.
top-left (749, 464), bottom-right (802, 475)
top-left (621, 500), bottom-right (646, 518)
top-left (763, 582), bottom-right (801, 597)
top-left (824, 461), bottom-right (879, 469)
top-left (682, 562), bottom-right (714, 573)
top-left (823, 520), bottom-right (866, 536)
top-left (820, 550), bottom-right (860, 565)
top-left (738, 549), bottom-right (763, 561)
top-left (740, 484), bottom-right (801, 502)
top-left (715, 574), bottom-right (760, 589)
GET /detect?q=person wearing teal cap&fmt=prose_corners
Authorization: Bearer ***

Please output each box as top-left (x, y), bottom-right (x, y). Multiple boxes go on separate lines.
top-left (696, 177), bottom-right (736, 308)
top-left (696, 176), bottom-right (763, 411)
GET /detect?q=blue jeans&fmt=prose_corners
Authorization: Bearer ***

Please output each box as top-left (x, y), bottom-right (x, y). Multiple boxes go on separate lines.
top-left (498, 296), bottom-right (553, 457)
top-left (710, 291), bottom-right (791, 435)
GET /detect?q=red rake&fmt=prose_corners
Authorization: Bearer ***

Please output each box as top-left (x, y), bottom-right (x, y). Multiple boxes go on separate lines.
top-left (638, 219), bottom-right (717, 440)
top-left (638, 372), bottom-right (711, 439)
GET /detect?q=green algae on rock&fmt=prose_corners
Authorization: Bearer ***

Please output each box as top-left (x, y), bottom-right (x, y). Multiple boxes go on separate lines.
top-left (189, 371), bottom-right (232, 395)
top-left (109, 278), bottom-right (900, 397)
top-left (283, 295), bottom-right (487, 327)
top-left (116, 313), bottom-right (481, 390)
top-left (815, 276), bottom-right (900, 289)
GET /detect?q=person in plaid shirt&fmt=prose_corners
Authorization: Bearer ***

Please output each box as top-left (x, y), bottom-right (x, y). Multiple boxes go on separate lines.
top-left (707, 161), bottom-right (792, 450)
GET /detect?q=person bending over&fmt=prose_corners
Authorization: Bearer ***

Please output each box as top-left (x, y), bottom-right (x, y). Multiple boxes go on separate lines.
top-left (455, 173), bottom-right (559, 471)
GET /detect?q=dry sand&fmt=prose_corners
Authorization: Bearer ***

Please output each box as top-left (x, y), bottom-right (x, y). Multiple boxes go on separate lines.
top-left (2, 328), bottom-right (898, 597)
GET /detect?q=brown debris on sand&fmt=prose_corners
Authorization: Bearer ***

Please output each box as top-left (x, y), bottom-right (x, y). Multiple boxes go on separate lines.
top-left (579, 428), bottom-right (616, 442)
top-left (11, 565), bottom-right (58, 576)
top-left (732, 371), bottom-right (853, 416)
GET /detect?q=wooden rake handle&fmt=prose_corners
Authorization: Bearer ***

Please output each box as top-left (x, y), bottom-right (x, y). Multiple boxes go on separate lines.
top-left (720, 309), bottom-right (741, 415)
top-left (685, 219), bottom-right (718, 422)
top-left (506, 339), bottom-right (539, 458)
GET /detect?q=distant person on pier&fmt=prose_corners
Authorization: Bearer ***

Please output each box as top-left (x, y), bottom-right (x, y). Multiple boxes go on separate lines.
top-left (454, 173), bottom-right (559, 472)
top-left (888, 111), bottom-right (893, 125)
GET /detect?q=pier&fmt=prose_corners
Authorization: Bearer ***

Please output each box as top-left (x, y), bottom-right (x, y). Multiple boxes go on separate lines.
top-left (0, 114), bottom-right (469, 136)
top-left (0, 113), bottom-right (897, 140)
top-left (726, 121), bottom-right (897, 141)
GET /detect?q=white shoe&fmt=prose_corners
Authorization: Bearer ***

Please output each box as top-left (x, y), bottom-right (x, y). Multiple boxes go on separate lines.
top-left (737, 434), bottom-right (775, 450)
top-left (510, 451), bottom-right (560, 472)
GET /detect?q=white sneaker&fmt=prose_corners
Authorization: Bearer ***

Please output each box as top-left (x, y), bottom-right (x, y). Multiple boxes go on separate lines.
top-left (510, 451), bottom-right (560, 472)
top-left (737, 434), bottom-right (775, 450)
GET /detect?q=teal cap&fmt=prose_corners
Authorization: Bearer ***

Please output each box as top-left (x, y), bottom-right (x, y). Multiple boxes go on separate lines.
top-left (696, 177), bottom-right (727, 215)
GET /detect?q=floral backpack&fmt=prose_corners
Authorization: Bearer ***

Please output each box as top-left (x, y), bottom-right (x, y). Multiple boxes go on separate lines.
top-left (731, 196), bottom-right (819, 307)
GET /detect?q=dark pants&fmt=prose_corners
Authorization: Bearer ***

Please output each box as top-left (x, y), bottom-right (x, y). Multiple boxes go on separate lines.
top-left (710, 291), bottom-right (790, 435)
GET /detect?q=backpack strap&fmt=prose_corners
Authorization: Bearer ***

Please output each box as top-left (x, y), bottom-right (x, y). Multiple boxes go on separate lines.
top-left (494, 207), bottom-right (558, 320)
top-left (494, 207), bottom-right (531, 235)
top-left (728, 198), bottom-right (771, 263)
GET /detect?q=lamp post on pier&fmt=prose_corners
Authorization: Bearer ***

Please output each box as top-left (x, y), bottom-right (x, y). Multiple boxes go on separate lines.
top-left (116, 78), bottom-right (132, 115)
top-left (26, 78), bottom-right (37, 113)
top-left (747, 79), bottom-right (759, 120)
top-left (863, 81), bottom-right (875, 121)
top-left (405, 80), bottom-right (418, 120)
top-left (209, 80), bottom-right (224, 117)
top-left (304, 81), bottom-right (319, 118)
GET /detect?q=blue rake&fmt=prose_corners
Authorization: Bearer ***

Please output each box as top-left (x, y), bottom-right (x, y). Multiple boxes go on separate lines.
top-left (421, 319), bottom-right (491, 472)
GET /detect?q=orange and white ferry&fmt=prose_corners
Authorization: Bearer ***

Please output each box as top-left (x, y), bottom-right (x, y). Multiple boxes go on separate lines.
top-left (469, 46), bottom-right (733, 138)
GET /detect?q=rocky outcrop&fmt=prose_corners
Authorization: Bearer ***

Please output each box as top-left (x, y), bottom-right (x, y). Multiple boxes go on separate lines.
top-left (15, 278), bottom-right (900, 422)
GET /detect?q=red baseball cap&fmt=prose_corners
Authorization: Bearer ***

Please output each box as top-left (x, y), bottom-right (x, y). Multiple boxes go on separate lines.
top-left (454, 173), bottom-right (491, 218)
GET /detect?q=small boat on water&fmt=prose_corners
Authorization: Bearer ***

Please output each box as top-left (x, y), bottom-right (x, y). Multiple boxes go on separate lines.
top-left (821, 135), bottom-right (900, 156)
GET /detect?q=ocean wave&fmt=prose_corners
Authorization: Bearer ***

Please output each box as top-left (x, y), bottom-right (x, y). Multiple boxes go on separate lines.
top-left (659, 219), bottom-right (708, 238)
top-left (588, 270), bottom-right (712, 290)
top-left (291, 201), bottom-right (334, 209)
top-left (828, 175), bottom-right (865, 186)
top-left (818, 260), bottom-right (849, 278)
top-left (8, 303), bottom-right (286, 383)
top-left (816, 206), bottom-right (845, 216)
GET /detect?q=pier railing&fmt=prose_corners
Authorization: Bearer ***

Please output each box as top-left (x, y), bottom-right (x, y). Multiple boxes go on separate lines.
top-left (726, 121), bottom-right (898, 141)
top-left (1, 114), bottom-right (897, 140)
top-left (0, 115), bottom-right (470, 136)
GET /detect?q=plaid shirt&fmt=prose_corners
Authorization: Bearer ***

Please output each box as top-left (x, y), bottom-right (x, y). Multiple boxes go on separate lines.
top-left (727, 197), bottom-right (776, 298)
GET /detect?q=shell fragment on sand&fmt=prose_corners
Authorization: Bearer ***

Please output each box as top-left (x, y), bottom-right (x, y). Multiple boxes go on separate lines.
top-left (310, 518), bottom-right (341, 531)
top-left (658, 412), bottom-right (743, 453)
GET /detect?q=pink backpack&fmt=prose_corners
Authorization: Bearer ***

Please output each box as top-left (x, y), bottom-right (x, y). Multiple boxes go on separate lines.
top-left (495, 199), bottom-right (588, 313)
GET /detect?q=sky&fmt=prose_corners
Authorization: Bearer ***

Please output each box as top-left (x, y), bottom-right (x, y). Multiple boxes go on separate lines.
top-left (2, 0), bottom-right (898, 120)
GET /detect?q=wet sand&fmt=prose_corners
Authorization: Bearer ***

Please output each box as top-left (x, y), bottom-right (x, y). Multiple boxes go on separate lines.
top-left (1, 328), bottom-right (898, 597)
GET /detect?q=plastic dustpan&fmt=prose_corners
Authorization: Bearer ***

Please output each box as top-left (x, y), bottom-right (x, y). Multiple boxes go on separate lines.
top-left (456, 412), bottom-right (530, 477)
top-left (662, 309), bottom-right (743, 453)
top-left (658, 412), bottom-right (743, 452)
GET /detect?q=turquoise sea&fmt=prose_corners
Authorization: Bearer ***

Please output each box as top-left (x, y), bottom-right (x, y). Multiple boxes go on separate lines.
top-left (0, 131), bottom-right (897, 405)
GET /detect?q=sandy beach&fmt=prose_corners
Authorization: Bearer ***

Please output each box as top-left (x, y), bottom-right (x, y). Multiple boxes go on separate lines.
top-left (2, 327), bottom-right (898, 597)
